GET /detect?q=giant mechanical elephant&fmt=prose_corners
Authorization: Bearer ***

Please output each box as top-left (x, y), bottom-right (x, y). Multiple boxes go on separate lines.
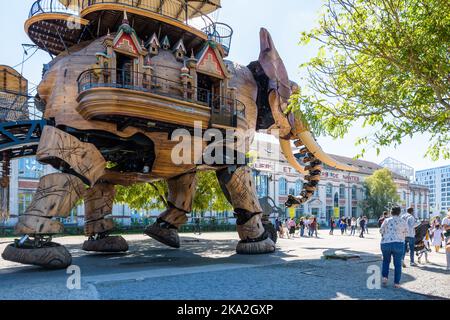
top-left (2, 28), bottom-right (355, 269)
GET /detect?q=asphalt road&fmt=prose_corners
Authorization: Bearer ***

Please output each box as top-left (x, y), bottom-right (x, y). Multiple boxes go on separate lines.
top-left (0, 230), bottom-right (448, 300)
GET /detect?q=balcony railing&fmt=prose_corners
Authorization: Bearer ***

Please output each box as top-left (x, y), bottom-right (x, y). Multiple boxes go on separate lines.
top-left (77, 68), bottom-right (245, 123)
top-left (29, 0), bottom-right (80, 17)
top-left (29, 0), bottom-right (234, 54)
top-left (0, 93), bottom-right (44, 121)
top-left (202, 22), bottom-right (233, 54)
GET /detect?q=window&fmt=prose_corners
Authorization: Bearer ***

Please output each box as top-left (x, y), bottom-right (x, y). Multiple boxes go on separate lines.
top-left (255, 174), bottom-right (268, 198)
top-left (326, 184), bottom-right (333, 198)
top-left (352, 207), bottom-right (358, 217)
top-left (296, 205), bottom-right (304, 218)
top-left (326, 206), bottom-right (334, 222)
top-left (279, 177), bottom-right (287, 196)
top-left (295, 180), bottom-right (303, 196)
top-left (339, 185), bottom-right (346, 199)
top-left (18, 191), bottom-right (34, 215)
top-left (18, 158), bottom-right (44, 179)
top-left (278, 203), bottom-right (287, 218)
top-left (351, 185), bottom-right (357, 200)
top-left (339, 207), bottom-right (346, 217)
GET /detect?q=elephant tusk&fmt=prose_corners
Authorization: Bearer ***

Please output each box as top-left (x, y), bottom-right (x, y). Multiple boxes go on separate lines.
top-left (279, 138), bottom-right (307, 174)
top-left (296, 131), bottom-right (358, 172)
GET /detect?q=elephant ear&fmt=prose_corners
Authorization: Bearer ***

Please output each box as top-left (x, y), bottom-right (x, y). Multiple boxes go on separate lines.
top-left (258, 28), bottom-right (291, 104)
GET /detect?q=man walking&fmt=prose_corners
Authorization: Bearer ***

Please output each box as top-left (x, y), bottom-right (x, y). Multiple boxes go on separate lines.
top-left (194, 217), bottom-right (202, 235)
top-left (443, 210), bottom-right (450, 271)
top-left (359, 216), bottom-right (366, 238)
top-left (402, 208), bottom-right (420, 267)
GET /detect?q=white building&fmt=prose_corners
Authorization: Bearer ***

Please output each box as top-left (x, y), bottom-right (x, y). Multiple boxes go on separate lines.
top-left (250, 134), bottom-right (430, 224)
top-left (416, 165), bottom-right (450, 213)
top-left (3, 157), bottom-right (134, 228)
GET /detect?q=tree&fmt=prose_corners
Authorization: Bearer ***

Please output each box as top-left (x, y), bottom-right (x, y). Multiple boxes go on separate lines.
top-left (293, 0), bottom-right (450, 160)
top-left (361, 168), bottom-right (400, 218)
top-left (115, 181), bottom-right (168, 211)
top-left (114, 171), bottom-right (233, 216)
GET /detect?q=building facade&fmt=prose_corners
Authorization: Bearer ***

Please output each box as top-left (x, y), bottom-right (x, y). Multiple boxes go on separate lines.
top-left (250, 134), bottom-right (430, 224)
top-left (416, 165), bottom-right (450, 213)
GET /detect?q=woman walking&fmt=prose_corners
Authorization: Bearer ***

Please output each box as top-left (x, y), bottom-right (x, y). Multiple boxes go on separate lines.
top-left (431, 224), bottom-right (444, 253)
top-left (329, 217), bottom-right (335, 235)
top-left (310, 217), bottom-right (318, 238)
top-left (380, 207), bottom-right (408, 288)
top-left (443, 211), bottom-right (450, 271)
top-left (350, 217), bottom-right (357, 236)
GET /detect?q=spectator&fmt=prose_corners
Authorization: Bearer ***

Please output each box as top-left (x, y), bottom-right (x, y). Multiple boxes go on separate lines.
top-left (350, 217), bottom-right (357, 236)
top-left (194, 217), bottom-right (202, 235)
top-left (329, 217), bottom-right (335, 235)
top-left (284, 219), bottom-right (290, 239)
top-left (304, 218), bottom-right (311, 237)
top-left (359, 216), bottom-right (366, 238)
top-left (277, 218), bottom-right (284, 239)
top-left (298, 218), bottom-right (306, 237)
top-left (402, 208), bottom-right (420, 267)
top-left (310, 217), bottom-right (318, 238)
top-left (431, 224), bottom-right (444, 253)
top-left (288, 218), bottom-right (296, 239)
top-left (347, 217), bottom-right (352, 233)
top-left (364, 216), bottom-right (369, 234)
top-left (378, 211), bottom-right (388, 228)
top-left (442, 210), bottom-right (450, 271)
top-left (340, 218), bottom-right (347, 235)
top-left (380, 206), bottom-right (408, 288)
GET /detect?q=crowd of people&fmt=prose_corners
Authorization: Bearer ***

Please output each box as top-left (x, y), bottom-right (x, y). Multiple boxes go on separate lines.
top-left (275, 217), bottom-right (320, 239)
top-left (379, 207), bottom-right (450, 288)
top-left (329, 216), bottom-right (369, 238)
top-left (274, 215), bottom-right (371, 240)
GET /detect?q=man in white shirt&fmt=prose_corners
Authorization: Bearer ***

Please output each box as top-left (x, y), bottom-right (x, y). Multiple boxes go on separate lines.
top-left (443, 210), bottom-right (450, 271)
top-left (401, 208), bottom-right (420, 267)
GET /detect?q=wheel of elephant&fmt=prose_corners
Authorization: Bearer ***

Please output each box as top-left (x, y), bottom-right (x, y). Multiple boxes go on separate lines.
top-left (144, 223), bottom-right (180, 248)
top-left (263, 222), bottom-right (278, 244)
top-left (82, 236), bottom-right (129, 253)
top-left (1, 242), bottom-right (72, 269)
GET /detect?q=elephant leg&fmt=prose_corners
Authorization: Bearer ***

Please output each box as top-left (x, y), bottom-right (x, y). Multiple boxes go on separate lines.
top-left (217, 166), bottom-right (276, 254)
top-left (1, 173), bottom-right (84, 269)
top-left (2, 127), bottom-right (107, 269)
top-left (145, 172), bottom-right (197, 249)
top-left (82, 182), bottom-right (128, 253)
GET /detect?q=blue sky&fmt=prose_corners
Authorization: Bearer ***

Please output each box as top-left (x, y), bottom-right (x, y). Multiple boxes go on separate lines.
top-left (1, 0), bottom-right (448, 171)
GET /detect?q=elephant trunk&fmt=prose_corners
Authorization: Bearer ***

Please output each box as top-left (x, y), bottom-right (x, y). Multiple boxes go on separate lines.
top-left (280, 129), bottom-right (357, 208)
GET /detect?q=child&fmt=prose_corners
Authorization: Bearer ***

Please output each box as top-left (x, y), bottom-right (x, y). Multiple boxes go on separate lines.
top-left (431, 225), bottom-right (444, 253)
top-left (417, 229), bottom-right (431, 264)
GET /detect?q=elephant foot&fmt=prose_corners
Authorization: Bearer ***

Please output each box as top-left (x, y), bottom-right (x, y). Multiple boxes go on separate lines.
top-left (82, 236), bottom-right (128, 253)
top-left (236, 237), bottom-right (276, 255)
top-left (144, 221), bottom-right (180, 249)
top-left (2, 237), bottom-right (72, 269)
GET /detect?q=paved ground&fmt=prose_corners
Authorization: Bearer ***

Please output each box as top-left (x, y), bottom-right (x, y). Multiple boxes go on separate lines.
top-left (0, 229), bottom-right (448, 300)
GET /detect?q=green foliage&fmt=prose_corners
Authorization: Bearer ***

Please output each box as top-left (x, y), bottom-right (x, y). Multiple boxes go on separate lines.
top-left (293, 0), bottom-right (450, 160)
top-left (193, 171), bottom-right (233, 213)
top-left (114, 171), bottom-right (233, 213)
top-left (115, 181), bottom-right (168, 211)
top-left (361, 168), bottom-right (400, 218)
